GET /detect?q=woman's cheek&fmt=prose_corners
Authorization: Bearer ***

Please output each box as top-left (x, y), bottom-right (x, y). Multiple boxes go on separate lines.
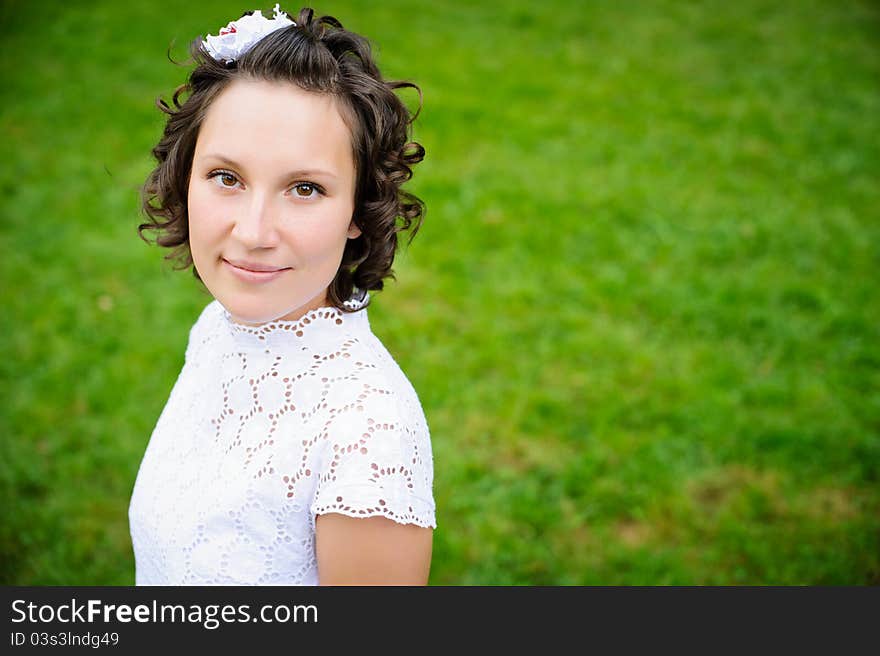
top-left (189, 185), bottom-right (225, 238)
top-left (187, 184), bottom-right (207, 229)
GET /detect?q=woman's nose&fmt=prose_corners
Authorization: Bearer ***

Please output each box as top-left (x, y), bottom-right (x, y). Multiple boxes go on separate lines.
top-left (231, 193), bottom-right (280, 249)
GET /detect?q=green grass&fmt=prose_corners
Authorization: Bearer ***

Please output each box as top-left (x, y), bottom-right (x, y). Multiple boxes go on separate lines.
top-left (2, 0), bottom-right (878, 585)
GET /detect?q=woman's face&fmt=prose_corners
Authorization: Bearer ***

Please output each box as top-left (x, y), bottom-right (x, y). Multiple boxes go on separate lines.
top-left (188, 78), bottom-right (360, 325)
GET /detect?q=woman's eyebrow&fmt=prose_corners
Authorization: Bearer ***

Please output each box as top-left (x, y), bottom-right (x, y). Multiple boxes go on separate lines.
top-left (200, 153), bottom-right (338, 179)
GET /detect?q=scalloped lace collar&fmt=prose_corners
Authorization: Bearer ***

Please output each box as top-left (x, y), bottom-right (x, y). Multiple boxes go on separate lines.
top-left (221, 291), bottom-right (370, 351)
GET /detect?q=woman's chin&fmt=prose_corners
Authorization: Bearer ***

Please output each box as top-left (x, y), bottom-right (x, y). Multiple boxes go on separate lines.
top-left (219, 298), bottom-right (287, 326)
top-left (220, 296), bottom-right (324, 327)
top-left (228, 312), bottom-right (275, 327)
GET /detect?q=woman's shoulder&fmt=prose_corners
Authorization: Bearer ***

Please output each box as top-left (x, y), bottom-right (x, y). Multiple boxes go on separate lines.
top-left (184, 299), bottom-right (226, 362)
top-left (346, 327), bottom-right (427, 419)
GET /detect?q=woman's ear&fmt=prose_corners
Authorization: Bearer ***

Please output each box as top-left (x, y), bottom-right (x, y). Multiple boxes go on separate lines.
top-left (347, 220), bottom-right (362, 239)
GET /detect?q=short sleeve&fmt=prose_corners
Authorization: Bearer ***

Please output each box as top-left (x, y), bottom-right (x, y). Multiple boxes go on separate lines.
top-left (310, 387), bottom-right (436, 529)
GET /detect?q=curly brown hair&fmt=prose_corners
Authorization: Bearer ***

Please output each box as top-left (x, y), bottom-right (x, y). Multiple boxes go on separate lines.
top-left (138, 6), bottom-right (426, 312)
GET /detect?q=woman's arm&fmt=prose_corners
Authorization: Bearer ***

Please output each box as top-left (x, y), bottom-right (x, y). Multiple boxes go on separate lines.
top-left (315, 513), bottom-right (433, 585)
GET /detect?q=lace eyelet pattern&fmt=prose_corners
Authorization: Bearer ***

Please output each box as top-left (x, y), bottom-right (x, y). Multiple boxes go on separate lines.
top-left (129, 292), bottom-right (435, 585)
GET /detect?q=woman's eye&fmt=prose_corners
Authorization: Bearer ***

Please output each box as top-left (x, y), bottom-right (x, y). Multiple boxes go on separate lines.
top-left (209, 171), bottom-right (240, 189)
top-left (292, 183), bottom-right (320, 199)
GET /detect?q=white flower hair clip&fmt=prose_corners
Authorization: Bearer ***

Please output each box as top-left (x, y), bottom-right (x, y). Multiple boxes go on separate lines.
top-left (203, 4), bottom-right (296, 64)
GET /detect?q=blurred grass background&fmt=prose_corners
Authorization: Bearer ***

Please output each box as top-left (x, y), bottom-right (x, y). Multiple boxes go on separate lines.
top-left (1, 0), bottom-right (878, 585)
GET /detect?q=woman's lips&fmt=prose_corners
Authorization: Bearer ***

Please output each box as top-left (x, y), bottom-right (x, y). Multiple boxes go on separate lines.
top-left (223, 258), bottom-right (291, 283)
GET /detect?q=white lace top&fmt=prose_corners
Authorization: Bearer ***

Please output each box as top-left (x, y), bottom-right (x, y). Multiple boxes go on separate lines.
top-left (128, 293), bottom-right (435, 585)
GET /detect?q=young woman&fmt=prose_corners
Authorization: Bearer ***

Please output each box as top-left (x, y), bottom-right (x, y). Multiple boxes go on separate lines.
top-left (129, 5), bottom-right (435, 585)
